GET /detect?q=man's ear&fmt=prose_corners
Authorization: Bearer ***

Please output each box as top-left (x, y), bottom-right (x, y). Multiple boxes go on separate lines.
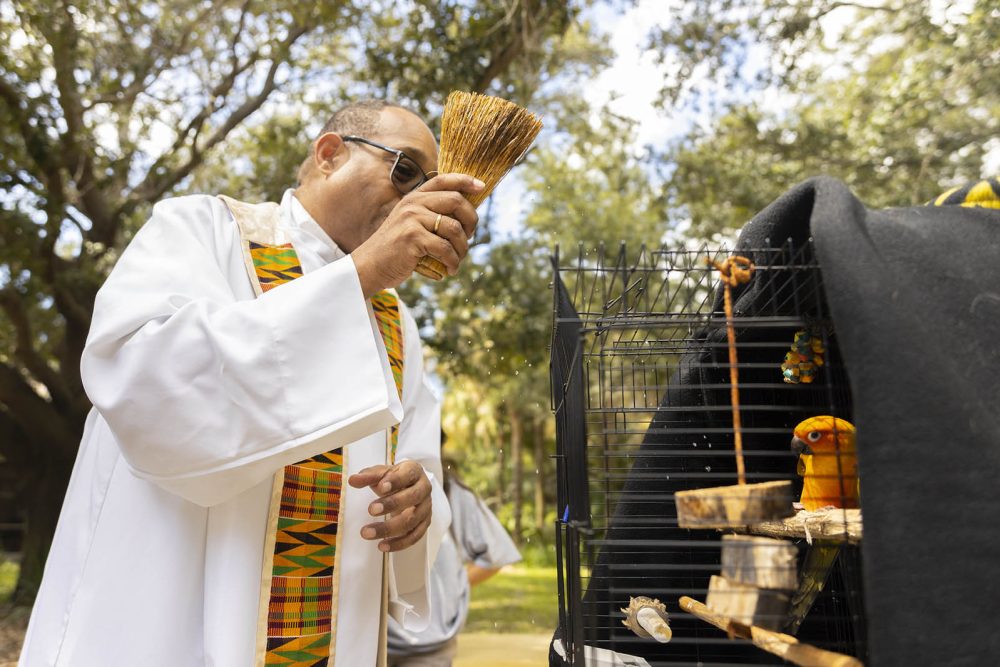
top-left (313, 132), bottom-right (346, 175)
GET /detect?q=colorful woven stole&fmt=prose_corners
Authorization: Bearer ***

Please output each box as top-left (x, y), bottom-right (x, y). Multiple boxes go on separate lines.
top-left (371, 293), bottom-right (404, 462)
top-left (219, 196), bottom-right (404, 667)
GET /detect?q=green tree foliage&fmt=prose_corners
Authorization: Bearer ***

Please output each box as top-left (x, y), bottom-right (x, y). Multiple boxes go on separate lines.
top-left (0, 0), bottom-right (605, 600)
top-left (360, 0), bottom-right (605, 113)
top-left (417, 239), bottom-right (553, 543)
top-left (187, 1), bottom-right (613, 204)
top-left (523, 98), bottom-right (669, 251)
top-left (187, 115), bottom-right (313, 203)
top-left (654, 0), bottom-right (1000, 234)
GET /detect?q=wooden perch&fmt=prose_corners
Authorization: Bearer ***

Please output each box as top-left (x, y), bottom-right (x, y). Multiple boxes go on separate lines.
top-left (720, 535), bottom-right (798, 590)
top-left (679, 596), bottom-right (863, 667)
top-left (706, 575), bottom-right (790, 630)
top-left (675, 480), bottom-right (795, 529)
top-left (738, 508), bottom-right (863, 545)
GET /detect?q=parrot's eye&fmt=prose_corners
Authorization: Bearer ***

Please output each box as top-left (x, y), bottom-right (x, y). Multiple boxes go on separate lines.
top-left (807, 431), bottom-right (822, 442)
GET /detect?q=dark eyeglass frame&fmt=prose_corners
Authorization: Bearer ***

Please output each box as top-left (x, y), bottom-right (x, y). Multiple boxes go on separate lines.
top-left (342, 135), bottom-right (436, 194)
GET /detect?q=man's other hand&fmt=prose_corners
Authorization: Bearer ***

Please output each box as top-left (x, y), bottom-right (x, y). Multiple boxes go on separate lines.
top-left (348, 460), bottom-right (433, 552)
top-left (352, 173), bottom-right (484, 297)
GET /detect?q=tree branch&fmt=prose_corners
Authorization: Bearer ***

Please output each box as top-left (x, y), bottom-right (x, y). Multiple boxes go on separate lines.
top-left (823, 1), bottom-right (904, 14)
top-left (37, 4), bottom-right (116, 246)
top-left (120, 24), bottom-right (310, 214)
top-left (0, 407), bottom-right (31, 472)
top-left (474, 29), bottom-right (526, 92)
top-left (473, 1), bottom-right (563, 92)
top-left (0, 289), bottom-right (72, 412)
top-left (131, 2), bottom-right (260, 186)
top-left (96, 0), bottom-right (224, 111)
top-left (0, 166), bottom-right (46, 198)
top-left (0, 77), bottom-right (64, 194)
top-left (0, 362), bottom-right (78, 454)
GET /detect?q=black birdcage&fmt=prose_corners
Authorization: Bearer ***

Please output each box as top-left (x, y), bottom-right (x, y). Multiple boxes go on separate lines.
top-left (550, 239), bottom-right (866, 667)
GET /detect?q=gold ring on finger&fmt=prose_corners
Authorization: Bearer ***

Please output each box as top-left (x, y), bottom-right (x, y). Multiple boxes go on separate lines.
top-left (433, 213), bottom-right (442, 235)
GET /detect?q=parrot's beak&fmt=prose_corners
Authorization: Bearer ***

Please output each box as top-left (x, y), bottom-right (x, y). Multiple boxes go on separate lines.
top-left (791, 435), bottom-right (812, 456)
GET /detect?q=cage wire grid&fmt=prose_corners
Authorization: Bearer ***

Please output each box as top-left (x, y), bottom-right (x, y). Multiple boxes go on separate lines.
top-left (550, 241), bottom-right (866, 666)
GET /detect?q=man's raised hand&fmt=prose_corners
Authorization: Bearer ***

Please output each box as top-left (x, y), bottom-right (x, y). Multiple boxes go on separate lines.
top-left (352, 174), bottom-right (483, 297)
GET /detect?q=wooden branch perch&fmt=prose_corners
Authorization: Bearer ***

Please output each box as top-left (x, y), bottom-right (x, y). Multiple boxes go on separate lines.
top-left (738, 508), bottom-right (863, 545)
top-left (679, 596), bottom-right (863, 667)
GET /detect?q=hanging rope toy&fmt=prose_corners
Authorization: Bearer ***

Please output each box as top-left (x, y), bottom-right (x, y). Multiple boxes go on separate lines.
top-left (707, 255), bottom-right (755, 484)
top-left (675, 255), bottom-right (795, 528)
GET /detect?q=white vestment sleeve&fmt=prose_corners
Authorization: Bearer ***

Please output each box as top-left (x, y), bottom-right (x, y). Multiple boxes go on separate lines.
top-left (387, 303), bottom-right (451, 631)
top-left (81, 195), bottom-right (403, 506)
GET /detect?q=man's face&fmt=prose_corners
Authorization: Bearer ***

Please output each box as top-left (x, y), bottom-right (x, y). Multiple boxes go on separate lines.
top-left (328, 107), bottom-right (439, 252)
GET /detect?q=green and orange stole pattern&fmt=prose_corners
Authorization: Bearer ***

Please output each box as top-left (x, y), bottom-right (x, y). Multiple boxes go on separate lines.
top-left (248, 241), bottom-right (303, 291)
top-left (371, 294), bottom-right (404, 462)
top-left (220, 196), bottom-right (404, 667)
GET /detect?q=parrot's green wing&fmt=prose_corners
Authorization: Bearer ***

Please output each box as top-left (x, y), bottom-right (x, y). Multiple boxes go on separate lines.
top-left (785, 543), bottom-right (841, 634)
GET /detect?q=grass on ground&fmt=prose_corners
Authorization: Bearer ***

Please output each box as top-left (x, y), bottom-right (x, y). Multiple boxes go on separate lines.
top-left (465, 564), bottom-right (557, 634)
top-left (1, 560), bottom-right (27, 664)
top-left (0, 560), bottom-right (17, 604)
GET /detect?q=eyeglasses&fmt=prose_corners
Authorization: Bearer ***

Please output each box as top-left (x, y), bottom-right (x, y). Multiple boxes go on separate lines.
top-left (342, 136), bottom-right (436, 194)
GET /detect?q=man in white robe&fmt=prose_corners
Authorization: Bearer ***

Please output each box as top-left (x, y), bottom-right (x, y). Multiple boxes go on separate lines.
top-left (20, 101), bottom-right (485, 666)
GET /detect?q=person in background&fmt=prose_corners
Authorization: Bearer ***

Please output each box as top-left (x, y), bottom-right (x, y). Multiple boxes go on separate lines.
top-left (388, 431), bottom-right (522, 666)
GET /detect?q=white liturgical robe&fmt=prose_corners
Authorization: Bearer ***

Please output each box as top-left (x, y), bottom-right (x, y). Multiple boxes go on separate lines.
top-left (19, 190), bottom-right (450, 666)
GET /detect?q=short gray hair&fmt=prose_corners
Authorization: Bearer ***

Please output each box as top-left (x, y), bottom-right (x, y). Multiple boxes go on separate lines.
top-left (319, 99), bottom-right (421, 138)
top-left (297, 99), bottom-right (423, 184)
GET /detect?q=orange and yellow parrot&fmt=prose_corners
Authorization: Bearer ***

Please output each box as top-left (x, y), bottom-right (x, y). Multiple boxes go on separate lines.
top-left (791, 415), bottom-right (859, 511)
top-left (786, 415), bottom-right (859, 633)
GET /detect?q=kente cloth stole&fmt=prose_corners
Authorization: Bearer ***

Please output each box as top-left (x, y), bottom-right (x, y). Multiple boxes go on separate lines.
top-left (218, 196), bottom-right (404, 667)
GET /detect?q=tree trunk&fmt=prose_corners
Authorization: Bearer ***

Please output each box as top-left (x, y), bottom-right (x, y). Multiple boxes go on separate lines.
top-left (534, 417), bottom-right (545, 531)
top-left (510, 408), bottom-right (523, 545)
top-left (14, 456), bottom-right (74, 604)
top-left (496, 421), bottom-right (506, 506)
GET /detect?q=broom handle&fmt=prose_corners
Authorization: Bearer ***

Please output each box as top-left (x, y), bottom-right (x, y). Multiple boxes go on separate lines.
top-left (415, 256), bottom-right (447, 280)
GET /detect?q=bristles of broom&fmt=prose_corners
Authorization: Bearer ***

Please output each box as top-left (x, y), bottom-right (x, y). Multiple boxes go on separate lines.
top-left (416, 91), bottom-right (542, 279)
top-left (438, 92), bottom-right (543, 206)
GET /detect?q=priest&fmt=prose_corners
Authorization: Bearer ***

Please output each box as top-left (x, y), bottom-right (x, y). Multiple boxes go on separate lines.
top-left (20, 100), bottom-right (484, 666)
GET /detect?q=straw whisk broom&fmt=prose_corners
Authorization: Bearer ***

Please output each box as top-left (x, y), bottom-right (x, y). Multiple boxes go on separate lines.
top-left (415, 91), bottom-right (543, 280)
